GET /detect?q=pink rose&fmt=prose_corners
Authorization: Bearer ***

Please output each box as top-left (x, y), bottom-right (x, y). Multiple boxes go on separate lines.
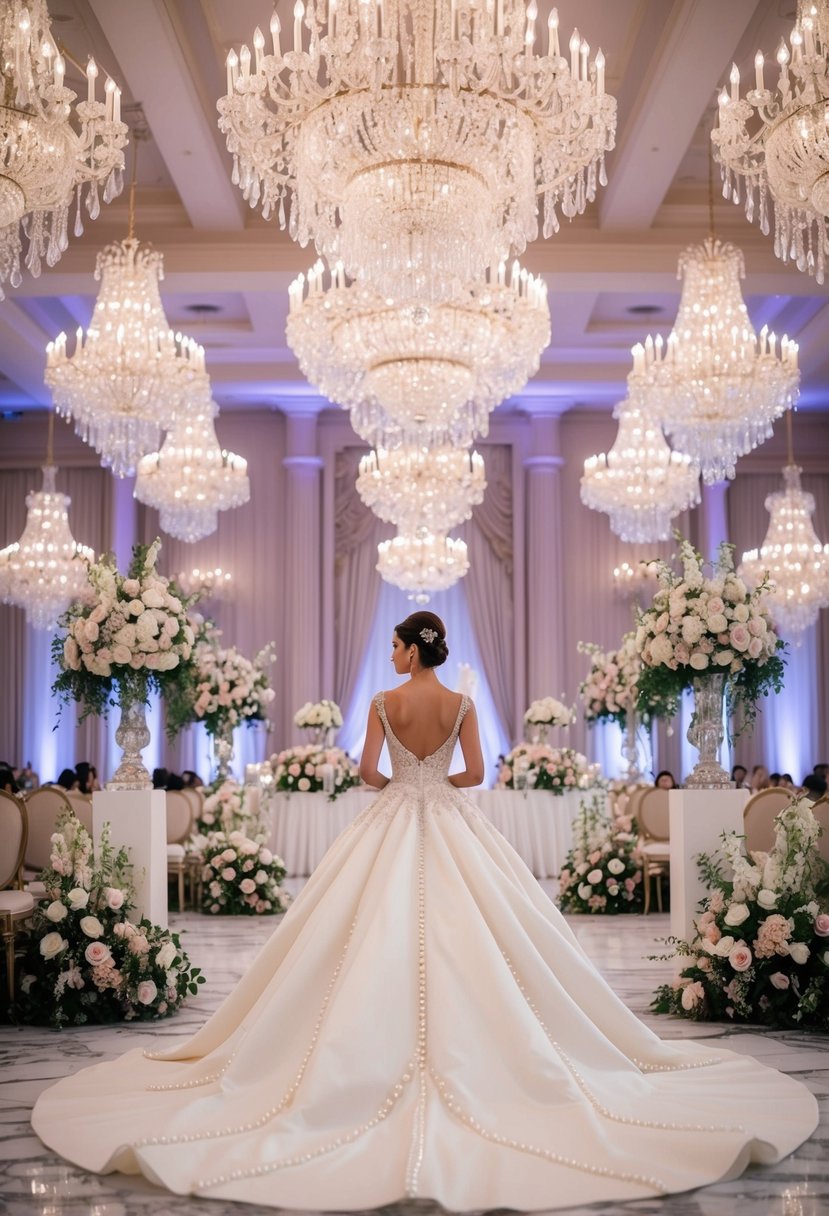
top-left (136, 979), bottom-right (158, 1005)
top-left (729, 624), bottom-right (750, 652)
top-left (770, 972), bottom-right (790, 990)
top-left (288, 763), bottom-right (301, 777)
top-left (814, 914), bottom-right (829, 937)
top-left (729, 943), bottom-right (753, 972)
top-left (128, 934), bottom-right (149, 955)
top-left (104, 887), bottom-right (124, 910)
top-left (85, 941), bottom-right (112, 966)
top-left (240, 878), bottom-right (257, 894)
top-left (222, 867), bottom-right (236, 881)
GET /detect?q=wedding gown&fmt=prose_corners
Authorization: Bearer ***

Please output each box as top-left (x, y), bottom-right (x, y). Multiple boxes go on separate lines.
top-left (33, 693), bottom-right (817, 1211)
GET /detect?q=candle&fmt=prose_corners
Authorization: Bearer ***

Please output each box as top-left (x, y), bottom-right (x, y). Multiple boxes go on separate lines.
top-left (105, 76), bottom-right (115, 122)
top-left (226, 49), bottom-right (238, 94)
top-left (754, 50), bottom-right (764, 92)
top-left (253, 26), bottom-right (265, 71)
top-left (569, 29), bottom-right (580, 79)
top-left (632, 343), bottom-right (644, 375)
top-left (113, 86), bottom-right (120, 123)
top-left (790, 29), bottom-right (803, 63)
top-left (86, 57), bottom-right (98, 104)
top-left (240, 44), bottom-right (251, 79)
top-left (294, 1), bottom-right (304, 54)
top-left (270, 12), bottom-right (282, 56)
top-left (594, 48), bottom-right (605, 94)
top-left (54, 53), bottom-right (64, 89)
top-left (729, 61), bottom-right (739, 102)
top-left (548, 8), bottom-right (559, 57)
top-left (580, 38), bottom-right (589, 81)
top-left (804, 17), bottom-right (815, 58)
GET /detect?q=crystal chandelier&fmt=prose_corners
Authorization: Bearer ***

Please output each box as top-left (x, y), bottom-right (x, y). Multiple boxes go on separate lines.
top-left (0, 416), bottom-right (93, 629)
top-left (612, 560), bottom-right (659, 599)
top-left (634, 237), bottom-right (800, 483)
top-left (287, 258), bottom-right (549, 445)
top-left (377, 531), bottom-right (469, 603)
top-left (358, 444), bottom-right (485, 533)
top-left (712, 0), bottom-right (829, 283)
top-left (580, 392), bottom-right (700, 542)
top-left (0, 1), bottom-right (128, 298)
top-left (219, 2), bottom-right (615, 302)
top-left (175, 566), bottom-right (233, 601)
top-left (135, 395), bottom-right (250, 542)
top-left (739, 413), bottom-right (829, 638)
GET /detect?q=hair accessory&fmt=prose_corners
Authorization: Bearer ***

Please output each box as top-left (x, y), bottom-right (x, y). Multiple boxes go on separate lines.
top-left (420, 627), bottom-right (438, 644)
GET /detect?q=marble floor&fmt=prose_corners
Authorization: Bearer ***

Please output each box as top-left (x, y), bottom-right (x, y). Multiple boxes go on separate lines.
top-left (1, 878), bottom-right (827, 1216)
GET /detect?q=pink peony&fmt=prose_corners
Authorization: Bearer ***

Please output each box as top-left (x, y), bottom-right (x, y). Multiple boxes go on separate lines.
top-left (681, 980), bottom-right (705, 1011)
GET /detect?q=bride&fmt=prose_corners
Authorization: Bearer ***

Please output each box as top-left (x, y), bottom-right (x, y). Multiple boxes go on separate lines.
top-left (33, 610), bottom-right (817, 1211)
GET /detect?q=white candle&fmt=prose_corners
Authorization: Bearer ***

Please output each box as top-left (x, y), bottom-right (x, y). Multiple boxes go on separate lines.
top-left (548, 8), bottom-right (559, 57)
top-left (240, 44), bottom-right (251, 79)
top-left (594, 48), bottom-right (605, 94)
top-left (804, 17), bottom-right (815, 58)
top-left (729, 61), bottom-right (739, 102)
top-left (632, 343), bottom-right (644, 374)
top-left (253, 26), bottom-right (265, 71)
top-left (569, 29), bottom-right (580, 79)
top-left (790, 29), bottom-right (803, 63)
top-left (86, 57), bottom-right (98, 104)
top-left (580, 38), bottom-right (589, 81)
top-left (114, 86), bottom-right (121, 123)
top-left (294, 1), bottom-right (304, 53)
top-left (54, 53), bottom-right (64, 89)
top-left (105, 76), bottom-right (115, 121)
top-left (270, 12), bottom-right (282, 56)
top-left (754, 50), bottom-right (764, 92)
top-left (226, 49), bottom-right (238, 94)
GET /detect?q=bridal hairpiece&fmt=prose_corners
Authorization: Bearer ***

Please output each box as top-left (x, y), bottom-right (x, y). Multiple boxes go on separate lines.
top-left (420, 627), bottom-right (438, 644)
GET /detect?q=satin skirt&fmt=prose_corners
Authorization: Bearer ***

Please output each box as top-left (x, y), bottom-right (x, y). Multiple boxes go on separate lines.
top-left (32, 782), bottom-right (818, 1211)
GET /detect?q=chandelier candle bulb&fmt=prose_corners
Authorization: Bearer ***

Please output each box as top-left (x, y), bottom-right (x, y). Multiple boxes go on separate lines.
top-left (548, 9), bottom-right (559, 56)
top-left (253, 27), bottom-right (265, 71)
top-left (270, 13), bottom-right (281, 56)
top-left (86, 57), bottom-right (97, 103)
top-left (570, 28), bottom-right (580, 77)
top-left (754, 50), bottom-right (765, 92)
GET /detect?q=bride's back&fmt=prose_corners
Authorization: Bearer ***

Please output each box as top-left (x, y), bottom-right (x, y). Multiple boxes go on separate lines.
top-left (383, 682), bottom-right (463, 761)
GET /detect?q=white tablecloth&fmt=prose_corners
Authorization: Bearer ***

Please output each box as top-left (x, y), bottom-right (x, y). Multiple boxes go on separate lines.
top-left (266, 786), bottom-right (604, 878)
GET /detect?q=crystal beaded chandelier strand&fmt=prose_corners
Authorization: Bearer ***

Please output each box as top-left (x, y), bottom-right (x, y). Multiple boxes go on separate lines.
top-left (712, 0), bottom-right (829, 283)
top-left (739, 411), bottom-right (829, 639)
top-left (219, 1), bottom-right (615, 302)
top-left (580, 392), bottom-right (700, 543)
top-left (45, 137), bottom-right (210, 478)
top-left (0, 413), bottom-right (94, 629)
top-left (0, 0), bottom-right (128, 297)
top-left (377, 531), bottom-right (469, 603)
top-left (135, 394), bottom-right (250, 543)
top-left (287, 258), bottom-right (549, 446)
top-left (358, 445), bottom-right (485, 534)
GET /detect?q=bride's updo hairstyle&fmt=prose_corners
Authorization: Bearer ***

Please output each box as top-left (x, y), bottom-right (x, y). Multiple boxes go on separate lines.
top-left (395, 611), bottom-right (449, 668)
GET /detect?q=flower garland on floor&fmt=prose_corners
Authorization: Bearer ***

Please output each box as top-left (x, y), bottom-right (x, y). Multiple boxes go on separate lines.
top-left (269, 744), bottom-right (361, 798)
top-left (52, 539), bottom-right (195, 723)
top-left (9, 811), bottom-right (204, 1029)
top-left (635, 535), bottom-right (785, 730)
top-left (558, 795), bottom-right (643, 914)
top-left (651, 796), bottom-right (829, 1030)
top-left (496, 743), bottom-right (601, 793)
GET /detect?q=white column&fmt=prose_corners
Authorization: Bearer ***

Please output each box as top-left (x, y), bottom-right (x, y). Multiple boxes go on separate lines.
top-left (523, 412), bottom-right (565, 702)
top-left (669, 787), bottom-right (748, 945)
top-left (282, 410), bottom-right (323, 742)
top-left (698, 480), bottom-right (729, 562)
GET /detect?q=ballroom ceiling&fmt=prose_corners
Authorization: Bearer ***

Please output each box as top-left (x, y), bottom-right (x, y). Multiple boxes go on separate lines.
top-left (1, 0), bottom-right (827, 422)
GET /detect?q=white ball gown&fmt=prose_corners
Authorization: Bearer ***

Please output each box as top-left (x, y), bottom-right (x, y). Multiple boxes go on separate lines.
top-left (33, 692), bottom-right (817, 1211)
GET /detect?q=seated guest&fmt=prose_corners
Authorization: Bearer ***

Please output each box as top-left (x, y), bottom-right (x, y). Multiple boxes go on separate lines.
top-left (750, 764), bottom-right (770, 792)
top-left (18, 761), bottom-right (39, 791)
top-left (152, 767), bottom-right (169, 790)
top-left (730, 764), bottom-right (747, 788)
top-left (654, 770), bottom-right (676, 790)
top-left (181, 770), bottom-right (203, 789)
top-left (780, 773), bottom-right (795, 790)
top-left (166, 773), bottom-right (185, 791)
top-left (56, 768), bottom-right (80, 791)
top-left (813, 762), bottom-right (828, 781)
top-left (75, 761), bottom-right (100, 794)
top-left (0, 764), bottom-right (18, 793)
top-left (769, 772), bottom-right (781, 787)
top-left (802, 773), bottom-right (827, 802)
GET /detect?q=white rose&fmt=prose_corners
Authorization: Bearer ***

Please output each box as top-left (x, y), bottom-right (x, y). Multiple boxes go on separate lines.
top-left (789, 941), bottom-right (810, 965)
top-left (714, 935), bottom-right (736, 957)
top-left (45, 900), bottom-right (67, 922)
top-left (724, 902), bottom-right (750, 927)
top-left (577, 883), bottom-right (593, 900)
top-left (40, 932), bottom-right (68, 960)
top-left (689, 651), bottom-right (709, 670)
top-left (757, 888), bottom-right (777, 910)
top-left (607, 858), bottom-right (625, 876)
top-left (155, 940), bottom-right (177, 969)
top-left (297, 777), bottom-right (311, 791)
top-left (67, 887), bottom-right (89, 910)
top-left (80, 915), bottom-right (104, 938)
top-left (587, 868), bottom-right (603, 885)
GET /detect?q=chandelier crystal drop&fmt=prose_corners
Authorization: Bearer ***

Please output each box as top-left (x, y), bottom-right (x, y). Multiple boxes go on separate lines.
top-left (358, 445), bottom-right (485, 533)
top-left (0, 0), bottom-right (128, 298)
top-left (580, 395), bottom-right (700, 543)
top-left (219, 1), bottom-right (615, 301)
top-left (287, 258), bottom-right (549, 445)
top-left (377, 530), bottom-right (469, 603)
top-left (0, 465), bottom-right (93, 629)
top-left (45, 238), bottom-right (210, 478)
top-left (634, 237), bottom-right (800, 483)
top-left (712, 0), bottom-right (829, 283)
top-left (739, 463), bottom-right (829, 638)
top-left (135, 397), bottom-right (250, 543)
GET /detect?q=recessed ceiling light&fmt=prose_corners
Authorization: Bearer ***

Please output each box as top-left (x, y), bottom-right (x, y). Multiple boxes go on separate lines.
top-left (627, 304), bottom-right (662, 316)
top-left (184, 303), bottom-right (221, 314)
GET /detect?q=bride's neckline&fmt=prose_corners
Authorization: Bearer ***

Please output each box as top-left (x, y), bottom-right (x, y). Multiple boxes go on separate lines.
top-left (380, 691), bottom-right (465, 763)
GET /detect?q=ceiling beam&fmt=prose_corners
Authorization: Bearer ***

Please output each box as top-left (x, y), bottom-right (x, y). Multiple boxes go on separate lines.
top-left (599, 0), bottom-right (760, 230)
top-left (88, 0), bottom-right (244, 231)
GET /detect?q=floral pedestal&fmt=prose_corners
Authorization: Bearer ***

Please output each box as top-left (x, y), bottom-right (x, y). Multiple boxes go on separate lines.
top-left (108, 697), bottom-right (152, 791)
top-left (685, 673), bottom-right (731, 789)
top-left (93, 790), bottom-right (168, 926)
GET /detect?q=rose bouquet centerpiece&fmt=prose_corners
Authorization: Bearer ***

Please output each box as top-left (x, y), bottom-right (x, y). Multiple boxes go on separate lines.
top-left (496, 743), bottom-right (602, 794)
top-left (195, 777), bottom-right (260, 836)
top-left (523, 696), bottom-right (574, 743)
top-left (652, 795), bottom-right (829, 1030)
top-left (269, 744), bottom-right (361, 799)
top-left (52, 540), bottom-right (195, 788)
top-left (11, 810), bottom-right (204, 1029)
top-left (294, 699), bottom-right (344, 745)
top-left (635, 536), bottom-right (785, 786)
top-left (199, 831), bottom-right (290, 916)
top-left (558, 795), bottom-right (643, 914)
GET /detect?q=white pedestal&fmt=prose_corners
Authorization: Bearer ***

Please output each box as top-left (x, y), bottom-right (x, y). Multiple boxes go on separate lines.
top-left (93, 790), bottom-right (168, 929)
top-left (669, 788), bottom-right (748, 946)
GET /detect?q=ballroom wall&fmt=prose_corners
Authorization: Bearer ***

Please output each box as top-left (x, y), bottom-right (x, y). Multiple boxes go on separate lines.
top-left (1, 405), bottom-right (828, 785)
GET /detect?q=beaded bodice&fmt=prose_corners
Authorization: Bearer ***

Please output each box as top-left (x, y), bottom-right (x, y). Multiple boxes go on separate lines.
top-left (374, 691), bottom-right (469, 787)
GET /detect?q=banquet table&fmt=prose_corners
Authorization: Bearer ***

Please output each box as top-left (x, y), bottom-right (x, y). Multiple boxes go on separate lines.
top-left (265, 785), bottom-right (606, 878)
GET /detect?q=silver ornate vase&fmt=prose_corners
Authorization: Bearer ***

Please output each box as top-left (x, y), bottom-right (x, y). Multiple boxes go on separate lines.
top-left (685, 672), bottom-right (731, 789)
top-left (621, 707), bottom-right (643, 784)
top-left (213, 722), bottom-right (235, 782)
top-left (108, 694), bottom-right (152, 790)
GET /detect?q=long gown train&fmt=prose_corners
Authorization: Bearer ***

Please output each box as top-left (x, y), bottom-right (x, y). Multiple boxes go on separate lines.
top-left (32, 694), bottom-right (818, 1211)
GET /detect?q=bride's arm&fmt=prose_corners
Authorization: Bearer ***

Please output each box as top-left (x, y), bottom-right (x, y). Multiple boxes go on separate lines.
top-left (448, 702), bottom-right (485, 788)
top-left (358, 701), bottom-right (390, 789)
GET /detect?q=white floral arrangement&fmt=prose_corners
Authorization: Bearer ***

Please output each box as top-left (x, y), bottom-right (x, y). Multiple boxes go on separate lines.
top-left (558, 796), bottom-right (643, 915)
top-left (523, 696), bottom-right (573, 728)
top-left (195, 777), bottom-right (263, 837)
top-left (652, 795), bottom-right (829, 1030)
top-left (269, 744), bottom-right (361, 798)
top-left (183, 629), bottom-right (276, 737)
top-left (496, 743), bottom-right (602, 794)
top-left (294, 699), bottom-right (344, 732)
top-left (635, 536), bottom-right (785, 726)
top-left (52, 539), bottom-right (195, 720)
top-left (197, 830), bottom-right (290, 916)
